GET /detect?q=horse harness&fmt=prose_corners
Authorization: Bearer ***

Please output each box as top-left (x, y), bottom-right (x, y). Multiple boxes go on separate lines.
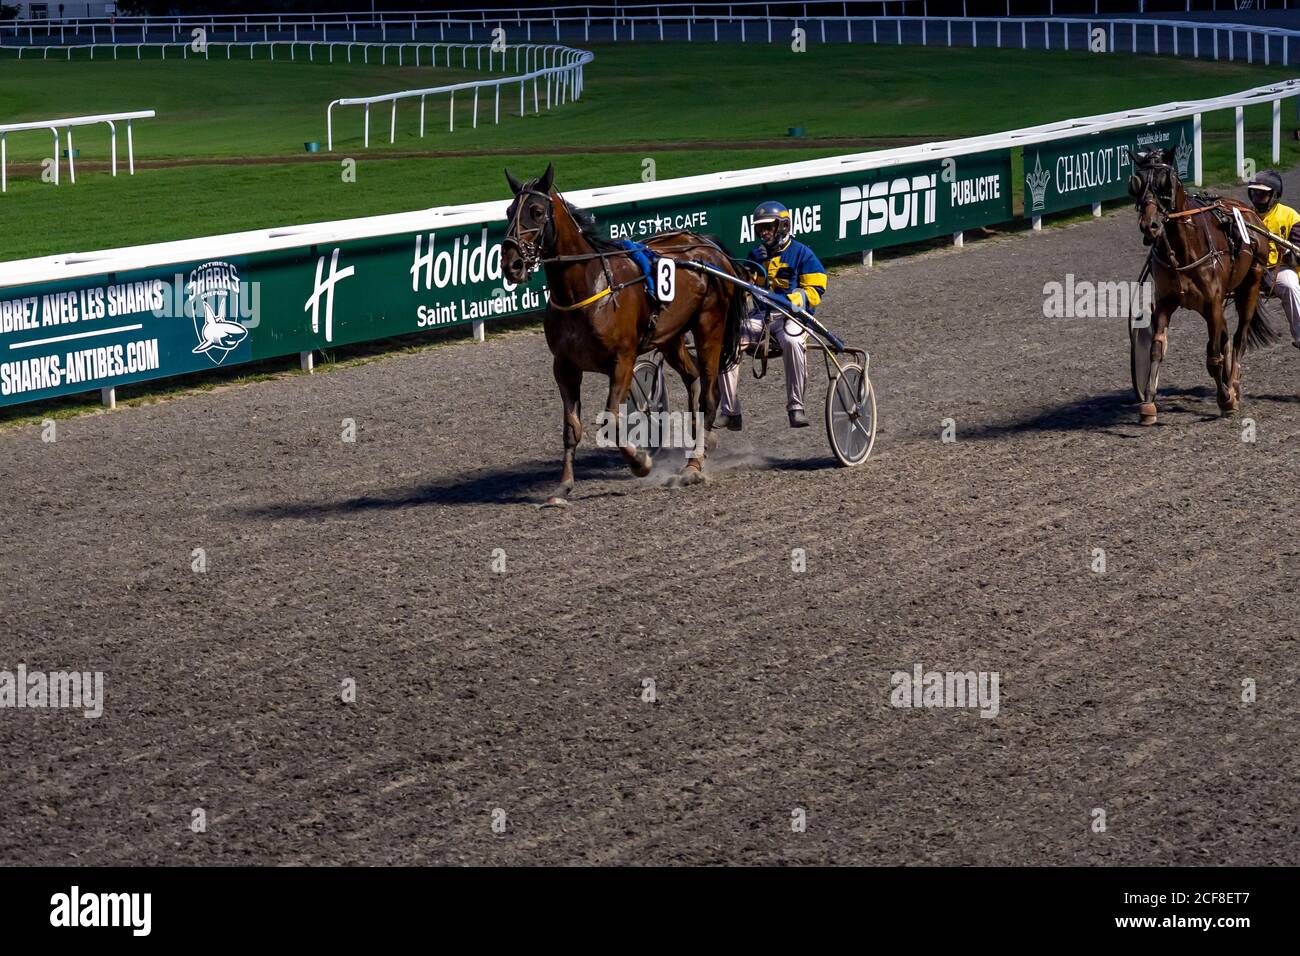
top-left (1132, 164), bottom-right (1261, 274)
top-left (505, 186), bottom-right (737, 351)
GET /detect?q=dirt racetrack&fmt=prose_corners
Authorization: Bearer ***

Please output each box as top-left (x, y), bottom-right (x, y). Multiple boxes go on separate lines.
top-left (2, 179), bottom-right (1298, 867)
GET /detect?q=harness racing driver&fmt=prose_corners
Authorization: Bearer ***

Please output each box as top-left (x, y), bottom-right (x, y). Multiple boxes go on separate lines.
top-left (717, 200), bottom-right (828, 430)
top-left (1246, 170), bottom-right (1300, 349)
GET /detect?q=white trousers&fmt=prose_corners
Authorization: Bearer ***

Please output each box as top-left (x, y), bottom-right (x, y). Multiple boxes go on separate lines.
top-left (718, 310), bottom-right (807, 416)
top-left (1267, 267), bottom-right (1300, 345)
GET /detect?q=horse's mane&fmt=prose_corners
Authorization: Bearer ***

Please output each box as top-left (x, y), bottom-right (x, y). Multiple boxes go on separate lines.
top-left (560, 197), bottom-right (625, 252)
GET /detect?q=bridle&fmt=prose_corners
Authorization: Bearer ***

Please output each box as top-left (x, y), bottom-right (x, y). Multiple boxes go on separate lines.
top-left (1131, 160), bottom-right (1177, 225)
top-left (502, 184), bottom-right (556, 276)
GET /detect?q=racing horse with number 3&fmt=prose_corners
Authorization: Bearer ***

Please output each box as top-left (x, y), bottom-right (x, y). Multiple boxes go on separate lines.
top-left (500, 164), bottom-right (747, 506)
top-left (1127, 148), bottom-right (1281, 425)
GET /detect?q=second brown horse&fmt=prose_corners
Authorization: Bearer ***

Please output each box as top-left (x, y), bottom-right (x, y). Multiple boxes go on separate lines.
top-left (1128, 148), bottom-right (1279, 424)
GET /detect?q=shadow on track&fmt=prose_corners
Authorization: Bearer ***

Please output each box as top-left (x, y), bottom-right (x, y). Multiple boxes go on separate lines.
top-left (959, 386), bottom-right (1220, 439)
top-left (243, 451), bottom-right (637, 517)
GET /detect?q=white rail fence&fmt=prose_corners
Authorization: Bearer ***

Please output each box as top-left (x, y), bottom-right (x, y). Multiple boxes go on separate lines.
top-left (6, 8), bottom-right (1300, 64)
top-left (327, 46), bottom-right (592, 149)
top-left (5, 4), bottom-right (1299, 39)
top-left (0, 111), bottom-right (154, 193)
top-left (2, 39), bottom-right (577, 70)
top-left (0, 38), bottom-right (591, 152)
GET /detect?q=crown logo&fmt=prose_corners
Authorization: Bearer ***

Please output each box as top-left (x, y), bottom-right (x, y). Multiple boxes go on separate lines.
top-left (1174, 130), bottom-right (1192, 178)
top-left (1026, 153), bottom-right (1051, 212)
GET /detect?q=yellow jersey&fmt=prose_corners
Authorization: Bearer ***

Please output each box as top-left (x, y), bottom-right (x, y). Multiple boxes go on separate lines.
top-left (1259, 202), bottom-right (1300, 269)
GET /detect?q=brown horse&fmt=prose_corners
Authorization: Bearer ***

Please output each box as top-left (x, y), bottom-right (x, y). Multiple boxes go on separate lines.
top-left (1128, 148), bottom-right (1278, 425)
top-left (500, 164), bottom-right (746, 505)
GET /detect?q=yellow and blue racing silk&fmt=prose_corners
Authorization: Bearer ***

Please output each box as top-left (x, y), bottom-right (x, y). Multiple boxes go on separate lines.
top-left (1260, 202), bottom-right (1300, 269)
top-left (747, 238), bottom-right (828, 313)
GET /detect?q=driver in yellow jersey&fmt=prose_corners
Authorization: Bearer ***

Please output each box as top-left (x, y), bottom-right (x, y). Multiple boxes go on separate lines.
top-left (1246, 170), bottom-right (1300, 348)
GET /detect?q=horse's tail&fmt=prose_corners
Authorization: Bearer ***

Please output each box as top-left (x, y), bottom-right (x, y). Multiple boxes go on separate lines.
top-left (700, 233), bottom-right (747, 371)
top-left (1243, 294), bottom-right (1287, 352)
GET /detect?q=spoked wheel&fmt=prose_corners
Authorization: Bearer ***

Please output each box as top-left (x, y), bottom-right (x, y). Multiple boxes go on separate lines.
top-left (825, 361), bottom-right (876, 466)
top-left (621, 354), bottom-right (668, 452)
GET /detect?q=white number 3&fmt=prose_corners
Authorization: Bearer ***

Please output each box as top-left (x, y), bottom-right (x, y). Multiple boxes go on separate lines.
top-left (655, 258), bottom-right (676, 303)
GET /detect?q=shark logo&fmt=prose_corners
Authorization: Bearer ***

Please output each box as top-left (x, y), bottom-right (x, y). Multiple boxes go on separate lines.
top-left (192, 299), bottom-right (247, 357)
top-left (186, 261), bottom-right (249, 365)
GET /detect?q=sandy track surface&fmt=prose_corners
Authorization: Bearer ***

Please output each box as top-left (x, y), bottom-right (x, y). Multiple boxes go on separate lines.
top-left (2, 180), bottom-right (1297, 866)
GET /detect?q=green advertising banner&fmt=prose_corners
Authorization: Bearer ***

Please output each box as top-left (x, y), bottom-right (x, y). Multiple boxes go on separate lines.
top-left (1022, 119), bottom-right (1196, 217)
top-left (0, 149), bottom-right (1012, 409)
top-left (595, 148), bottom-right (1014, 257)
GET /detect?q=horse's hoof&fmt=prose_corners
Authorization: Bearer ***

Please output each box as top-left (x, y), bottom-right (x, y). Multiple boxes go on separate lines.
top-left (1138, 402), bottom-right (1158, 426)
top-left (630, 452), bottom-right (653, 478)
top-left (539, 496), bottom-right (570, 509)
top-left (705, 430), bottom-right (719, 454)
top-left (676, 467), bottom-right (707, 486)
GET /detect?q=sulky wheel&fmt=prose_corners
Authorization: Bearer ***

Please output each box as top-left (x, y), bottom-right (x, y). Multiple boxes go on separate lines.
top-left (621, 354), bottom-right (668, 452)
top-left (824, 361), bottom-right (876, 467)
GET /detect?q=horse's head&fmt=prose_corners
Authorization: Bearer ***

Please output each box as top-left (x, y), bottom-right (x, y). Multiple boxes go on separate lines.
top-left (1127, 148), bottom-right (1180, 246)
top-left (501, 163), bottom-right (556, 283)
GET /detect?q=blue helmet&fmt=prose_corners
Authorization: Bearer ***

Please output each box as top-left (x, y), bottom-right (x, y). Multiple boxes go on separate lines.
top-left (752, 200), bottom-right (792, 252)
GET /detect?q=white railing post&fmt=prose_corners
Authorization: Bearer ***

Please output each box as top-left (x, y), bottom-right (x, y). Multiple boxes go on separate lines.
top-left (1194, 112), bottom-right (1203, 187)
top-left (1235, 105), bottom-right (1245, 180)
top-left (1274, 97), bottom-right (1282, 164)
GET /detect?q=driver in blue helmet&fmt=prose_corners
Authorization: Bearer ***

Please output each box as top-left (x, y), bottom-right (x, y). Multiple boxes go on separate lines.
top-left (718, 200), bottom-right (828, 429)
